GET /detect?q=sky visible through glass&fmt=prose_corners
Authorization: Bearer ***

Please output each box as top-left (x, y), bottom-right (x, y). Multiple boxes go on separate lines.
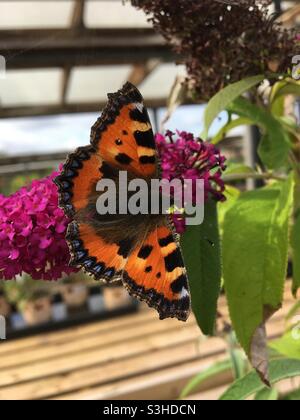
top-left (0, 105), bottom-right (244, 157)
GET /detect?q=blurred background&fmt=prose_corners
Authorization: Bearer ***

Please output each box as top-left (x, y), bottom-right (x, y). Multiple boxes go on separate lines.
top-left (0, 0), bottom-right (299, 401)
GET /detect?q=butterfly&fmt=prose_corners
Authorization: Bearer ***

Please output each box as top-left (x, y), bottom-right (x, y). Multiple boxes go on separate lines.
top-left (54, 82), bottom-right (190, 321)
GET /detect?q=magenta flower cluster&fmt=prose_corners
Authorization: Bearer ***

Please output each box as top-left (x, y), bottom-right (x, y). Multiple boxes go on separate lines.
top-left (156, 130), bottom-right (226, 233)
top-left (0, 171), bottom-right (77, 280)
top-left (0, 131), bottom-right (226, 280)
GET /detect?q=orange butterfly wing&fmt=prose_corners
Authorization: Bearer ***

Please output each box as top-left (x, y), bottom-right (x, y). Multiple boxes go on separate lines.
top-left (123, 225), bottom-right (190, 321)
top-left (55, 145), bottom-right (102, 218)
top-left (66, 221), bottom-right (127, 281)
top-left (55, 83), bottom-right (191, 321)
top-left (55, 83), bottom-right (156, 218)
top-left (91, 82), bottom-right (157, 178)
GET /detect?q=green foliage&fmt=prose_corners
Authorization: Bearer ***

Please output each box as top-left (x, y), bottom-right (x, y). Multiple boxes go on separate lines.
top-left (254, 387), bottom-right (279, 400)
top-left (219, 359), bottom-right (300, 400)
top-left (211, 117), bottom-right (253, 145)
top-left (223, 163), bottom-right (255, 177)
top-left (270, 79), bottom-right (300, 105)
top-left (291, 213), bottom-right (300, 297)
top-left (184, 74), bottom-right (300, 389)
top-left (281, 388), bottom-right (300, 400)
top-left (227, 97), bottom-right (291, 169)
top-left (269, 79), bottom-right (300, 119)
top-left (217, 186), bottom-right (240, 234)
top-left (286, 301), bottom-right (300, 322)
top-left (180, 359), bottom-right (232, 399)
top-left (258, 134), bottom-right (289, 170)
top-left (4, 276), bottom-right (50, 309)
top-left (222, 177), bottom-right (294, 357)
top-left (227, 333), bottom-right (248, 380)
top-left (181, 200), bottom-right (222, 335)
top-left (10, 173), bottom-right (39, 193)
top-left (206, 75), bottom-right (300, 385)
top-left (202, 75), bottom-right (265, 139)
top-left (270, 330), bottom-right (300, 360)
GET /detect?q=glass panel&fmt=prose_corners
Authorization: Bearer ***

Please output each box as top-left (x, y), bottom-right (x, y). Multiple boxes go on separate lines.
top-left (85, 0), bottom-right (150, 28)
top-left (140, 64), bottom-right (186, 100)
top-left (0, 69), bottom-right (62, 106)
top-left (66, 65), bottom-right (132, 103)
top-left (0, 1), bottom-right (74, 29)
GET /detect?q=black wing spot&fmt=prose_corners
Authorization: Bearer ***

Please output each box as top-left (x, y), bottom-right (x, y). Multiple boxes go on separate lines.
top-left (164, 248), bottom-right (184, 272)
top-left (159, 235), bottom-right (174, 248)
top-left (130, 107), bottom-right (149, 124)
top-left (139, 155), bottom-right (156, 165)
top-left (117, 238), bottom-right (134, 258)
top-left (138, 245), bottom-right (153, 259)
top-left (170, 274), bottom-right (188, 293)
top-left (134, 129), bottom-right (155, 149)
top-left (115, 153), bottom-right (133, 165)
top-left (100, 162), bottom-right (118, 178)
top-left (145, 266), bottom-right (152, 273)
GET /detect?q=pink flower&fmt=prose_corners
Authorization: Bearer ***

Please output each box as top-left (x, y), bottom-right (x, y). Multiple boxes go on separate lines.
top-left (157, 130), bottom-right (226, 233)
top-left (0, 131), bottom-right (226, 279)
top-left (0, 170), bottom-right (78, 280)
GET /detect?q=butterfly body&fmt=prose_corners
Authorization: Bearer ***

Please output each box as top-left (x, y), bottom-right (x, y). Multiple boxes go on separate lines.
top-left (55, 83), bottom-right (191, 321)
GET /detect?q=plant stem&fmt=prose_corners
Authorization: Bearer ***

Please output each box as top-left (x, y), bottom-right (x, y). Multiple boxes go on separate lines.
top-left (223, 172), bottom-right (287, 183)
top-left (289, 151), bottom-right (300, 178)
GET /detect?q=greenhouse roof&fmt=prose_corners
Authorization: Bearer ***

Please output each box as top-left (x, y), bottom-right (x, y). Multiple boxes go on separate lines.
top-left (0, 0), bottom-right (298, 118)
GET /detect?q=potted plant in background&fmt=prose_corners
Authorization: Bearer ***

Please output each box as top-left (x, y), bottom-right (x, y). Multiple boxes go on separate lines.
top-left (5, 276), bottom-right (52, 326)
top-left (103, 282), bottom-right (134, 311)
top-left (0, 284), bottom-right (11, 318)
top-left (21, 289), bottom-right (52, 326)
top-left (60, 273), bottom-right (89, 310)
top-left (88, 284), bottom-right (105, 314)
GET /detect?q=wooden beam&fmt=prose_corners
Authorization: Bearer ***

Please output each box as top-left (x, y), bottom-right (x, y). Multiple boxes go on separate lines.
top-left (0, 28), bottom-right (174, 69)
top-left (279, 3), bottom-right (300, 26)
top-left (71, 0), bottom-right (85, 28)
top-left (61, 1), bottom-right (86, 104)
top-left (273, 0), bottom-right (282, 15)
top-left (0, 98), bottom-right (168, 119)
top-left (127, 59), bottom-right (160, 87)
top-left (0, 152), bottom-right (69, 166)
top-left (61, 67), bottom-right (71, 104)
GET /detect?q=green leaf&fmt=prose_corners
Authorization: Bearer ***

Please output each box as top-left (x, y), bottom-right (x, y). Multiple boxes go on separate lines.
top-left (180, 359), bottom-right (232, 398)
top-left (286, 301), bottom-right (300, 322)
top-left (218, 186), bottom-right (241, 235)
top-left (181, 200), bottom-right (222, 335)
top-left (227, 96), bottom-right (291, 169)
top-left (202, 75), bottom-right (265, 139)
top-left (258, 134), bottom-right (289, 170)
top-left (211, 117), bottom-right (253, 144)
top-left (228, 347), bottom-right (248, 380)
top-left (271, 96), bottom-right (285, 117)
top-left (270, 80), bottom-right (290, 117)
top-left (255, 387), bottom-right (279, 400)
top-left (282, 387), bottom-right (300, 400)
top-left (270, 330), bottom-right (300, 360)
top-left (270, 79), bottom-right (300, 119)
top-left (278, 116), bottom-right (300, 140)
top-left (271, 79), bottom-right (300, 103)
top-left (219, 359), bottom-right (300, 400)
top-left (223, 176), bottom-right (294, 380)
top-left (223, 163), bottom-right (255, 177)
top-left (291, 213), bottom-right (300, 297)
